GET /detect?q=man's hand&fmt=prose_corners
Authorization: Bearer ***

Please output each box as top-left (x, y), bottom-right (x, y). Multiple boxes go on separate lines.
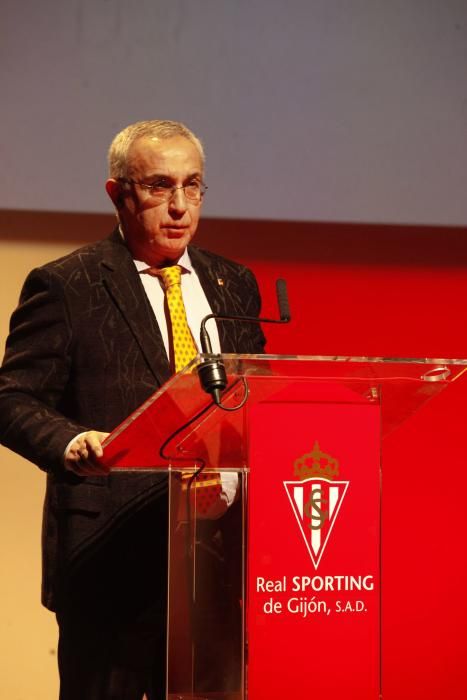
top-left (64, 431), bottom-right (110, 476)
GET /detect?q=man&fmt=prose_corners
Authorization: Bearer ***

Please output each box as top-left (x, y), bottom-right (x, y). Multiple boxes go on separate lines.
top-left (0, 120), bottom-right (266, 699)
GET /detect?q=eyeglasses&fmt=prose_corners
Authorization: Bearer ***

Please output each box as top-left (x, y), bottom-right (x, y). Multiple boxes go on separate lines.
top-left (118, 178), bottom-right (208, 203)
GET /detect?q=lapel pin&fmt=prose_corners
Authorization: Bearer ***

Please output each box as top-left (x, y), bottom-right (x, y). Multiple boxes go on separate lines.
top-left (217, 278), bottom-right (224, 286)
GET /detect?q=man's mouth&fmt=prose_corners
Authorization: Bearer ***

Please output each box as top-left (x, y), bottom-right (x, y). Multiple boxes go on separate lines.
top-left (163, 226), bottom-right (188, 237)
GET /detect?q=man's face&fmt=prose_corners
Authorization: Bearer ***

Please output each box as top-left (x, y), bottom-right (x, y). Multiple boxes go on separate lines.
top-left (107, 135), bottom-right (204, 266)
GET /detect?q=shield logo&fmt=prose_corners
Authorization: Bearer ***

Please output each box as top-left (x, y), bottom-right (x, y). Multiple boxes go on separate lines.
top-left (284, 477), bottom-right (349, 568)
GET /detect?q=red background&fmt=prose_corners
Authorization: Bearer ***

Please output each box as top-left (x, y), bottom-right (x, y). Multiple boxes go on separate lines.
top-left (229, 221), bottom-right (467, 700)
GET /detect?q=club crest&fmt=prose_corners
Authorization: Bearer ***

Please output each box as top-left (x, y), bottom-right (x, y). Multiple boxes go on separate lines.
top-left (284, 441), bottom-right (349, 568)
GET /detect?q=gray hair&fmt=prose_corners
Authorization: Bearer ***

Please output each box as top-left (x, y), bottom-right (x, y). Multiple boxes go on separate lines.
top-left (107, 120), bottom-right (205, 178)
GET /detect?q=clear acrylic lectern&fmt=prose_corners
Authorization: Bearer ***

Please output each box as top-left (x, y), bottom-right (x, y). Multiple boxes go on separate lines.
top-left (102, 354), bottom-right (467, 700)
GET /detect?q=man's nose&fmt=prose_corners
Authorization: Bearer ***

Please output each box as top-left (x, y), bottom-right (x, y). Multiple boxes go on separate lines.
top-left (168, 186), bottom-right (188, 214)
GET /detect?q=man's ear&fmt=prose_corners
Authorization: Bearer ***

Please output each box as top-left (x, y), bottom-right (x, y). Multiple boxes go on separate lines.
top-left (105, 179), bottom-right (125, 210)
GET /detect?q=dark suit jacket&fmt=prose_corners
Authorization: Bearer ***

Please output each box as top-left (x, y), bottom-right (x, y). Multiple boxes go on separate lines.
top-left (0, 229), bottom-right (265, 611)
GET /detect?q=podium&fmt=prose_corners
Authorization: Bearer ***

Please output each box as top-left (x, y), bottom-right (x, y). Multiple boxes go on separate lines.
top-left (101, 354), bottom-right (467, 700)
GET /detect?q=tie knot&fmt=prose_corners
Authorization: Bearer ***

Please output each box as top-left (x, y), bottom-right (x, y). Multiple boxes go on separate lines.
top-left (157, 265), bottom-right (182, 289)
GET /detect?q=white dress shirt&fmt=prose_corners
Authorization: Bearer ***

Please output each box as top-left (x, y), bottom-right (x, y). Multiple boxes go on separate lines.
top-left (134, 248), bottom-right (221, 358)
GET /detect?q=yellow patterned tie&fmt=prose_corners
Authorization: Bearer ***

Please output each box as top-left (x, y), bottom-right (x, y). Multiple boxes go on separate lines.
top-left (157, 265), bottom-right (198, 373)
top-left (145, 264), bottom-right (222, 515)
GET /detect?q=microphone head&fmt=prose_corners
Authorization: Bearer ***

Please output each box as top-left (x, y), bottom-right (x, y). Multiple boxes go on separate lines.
top-left (276, 278), bottom-right (291, 322)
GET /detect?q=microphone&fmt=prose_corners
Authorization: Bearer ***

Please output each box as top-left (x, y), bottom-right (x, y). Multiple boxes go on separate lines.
top-left (276, 278), bottom-right (291, 322)
top-left (197, 279), bottom-right (291, 405)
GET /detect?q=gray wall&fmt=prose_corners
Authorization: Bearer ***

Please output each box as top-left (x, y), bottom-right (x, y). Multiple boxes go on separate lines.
top-left (2, 0), bottom-right (467, 225)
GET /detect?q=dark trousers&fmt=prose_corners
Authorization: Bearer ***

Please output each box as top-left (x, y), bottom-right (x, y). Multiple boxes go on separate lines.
top-left (57, 602), bottom-right (166, 700)
top-left (55, 493), bottom-right (168, 700)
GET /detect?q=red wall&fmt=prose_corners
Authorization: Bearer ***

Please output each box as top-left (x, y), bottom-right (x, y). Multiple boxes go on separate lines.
top-left (222, 220), bottom-right (467, 700)
top-left (198, 219), bottom-right (467, 359)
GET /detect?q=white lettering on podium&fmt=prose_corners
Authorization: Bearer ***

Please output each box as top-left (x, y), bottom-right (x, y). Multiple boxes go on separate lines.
top-left (256, 576), bottom-right (287, 592)
top-left (291, 574), bottom-right (374, 592)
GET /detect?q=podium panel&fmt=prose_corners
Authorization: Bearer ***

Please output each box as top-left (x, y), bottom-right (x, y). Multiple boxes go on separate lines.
top-left (166, 470), bottom-right (246, 699)
top-left (247, 387), bottom-right (380, 698)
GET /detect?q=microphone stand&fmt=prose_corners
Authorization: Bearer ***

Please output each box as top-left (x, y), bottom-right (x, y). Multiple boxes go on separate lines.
top-left (197, 279), bottom-right (291, 409)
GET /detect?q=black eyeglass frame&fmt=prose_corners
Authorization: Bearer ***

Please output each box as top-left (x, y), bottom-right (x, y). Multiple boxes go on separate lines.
top-left (118, 178), bottom-right (208, 202)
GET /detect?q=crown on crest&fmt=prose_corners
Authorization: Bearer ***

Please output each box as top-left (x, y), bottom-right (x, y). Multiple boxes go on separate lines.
top-left (293, 441), bottom-right (339, 481)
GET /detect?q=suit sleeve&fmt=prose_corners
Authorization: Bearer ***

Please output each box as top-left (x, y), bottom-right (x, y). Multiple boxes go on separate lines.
top-left (0, 267), bottom-right (88, 473)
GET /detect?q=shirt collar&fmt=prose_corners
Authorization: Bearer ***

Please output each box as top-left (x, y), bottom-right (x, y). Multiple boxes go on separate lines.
top-left (133, 247), bottom-right (193, 274)
top-left (119, 224), bottom-right (193, 274)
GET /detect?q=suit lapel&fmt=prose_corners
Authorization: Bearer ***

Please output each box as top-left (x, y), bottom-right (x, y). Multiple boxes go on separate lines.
top-left (189, 246), bottom-right (239, 353)
top-left (99, 231), bottom-right (171, 385)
